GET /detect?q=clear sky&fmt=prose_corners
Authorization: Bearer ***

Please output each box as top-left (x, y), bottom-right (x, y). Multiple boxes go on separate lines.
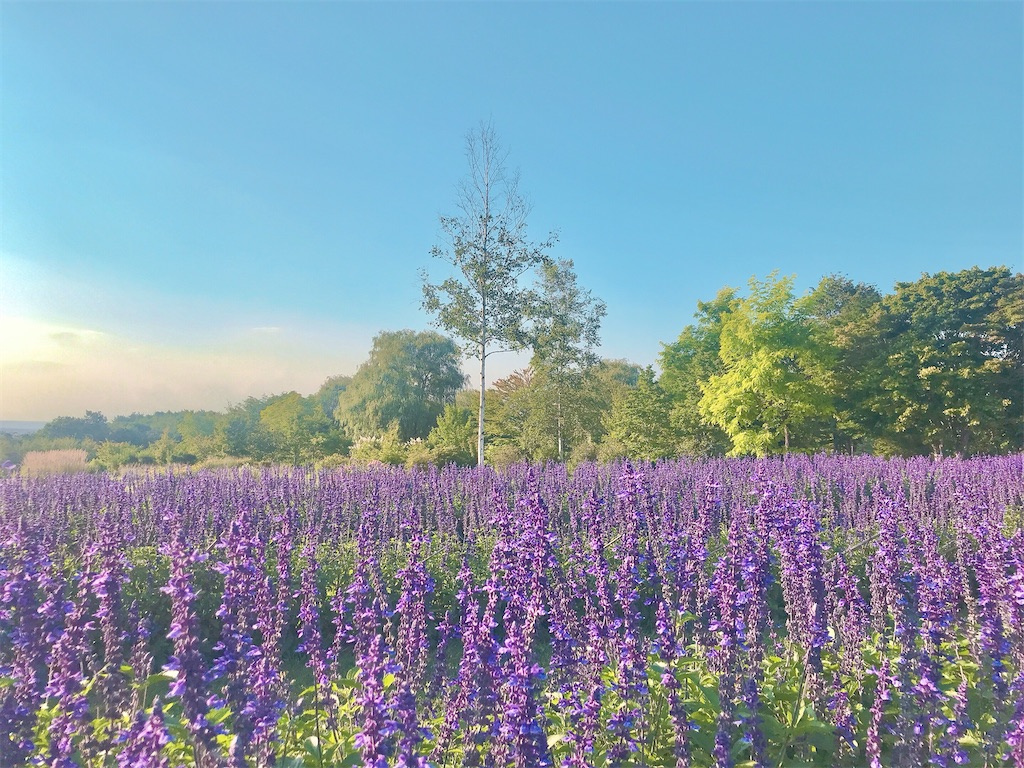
top-left (2, 1), bottom-right (1021, 421)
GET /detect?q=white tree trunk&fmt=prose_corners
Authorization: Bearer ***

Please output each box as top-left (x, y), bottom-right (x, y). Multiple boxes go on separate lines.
top-left (478, 345), bottom-right (486, 467)
top-left (557, 390), bottom-right (563, 462)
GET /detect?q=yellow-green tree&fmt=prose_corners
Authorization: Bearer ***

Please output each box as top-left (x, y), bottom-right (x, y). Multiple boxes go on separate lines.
top-left (659, 287), bottom-right (739, 456)
top-left (699, 273), bottom-right (833, 456)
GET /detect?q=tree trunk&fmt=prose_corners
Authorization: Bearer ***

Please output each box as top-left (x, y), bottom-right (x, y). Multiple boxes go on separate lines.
top-left (478, 344), bottom-right (486, 467)
top-left (557, 390), bottom-right (563, 462)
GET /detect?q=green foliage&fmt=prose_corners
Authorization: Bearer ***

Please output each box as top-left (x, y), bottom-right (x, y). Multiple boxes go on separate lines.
top-left (527, 258), bottom-right (606, 461)
top-left (427, 404), bottom-right (477, 466)
top-left (605, 367), bottom-right (680, 461)
top-left (699, 273), bottom-right (834, 456)
top-left (348, 422), bottom-right (409, 465)
top-left (481, 358), bottom-right (639, 465)
top-left (586, 359), bottom-right (642, 441)
top-left (875, 266), bottom-right (1023, 455)
top-left (663, 266), bottom-right (1023, 459)
top-left (799, 275), bottom-right (886, 453)
top-left (217, 396), bottom-right (279, 461)
top-left (335, 330), bottom-right (465, 442)
top-left (175, 412), bottom-right (223, 462)
top-left (660, 287), bottom-right (739, 456)
top-left (38, 410), bottom-right (110, 442)
top-left (313, 375), bottom-right (352, 425)
top-left (91, 441), bottom-right (149, 471)
top-left (484, 369), bottom-right (534, 452)
top-left (421, 121), bottom-right (557, 465)
top-left (13, 265), bottom-right (1020, 468)
top-left (260, 392), bottom-right (346, 464)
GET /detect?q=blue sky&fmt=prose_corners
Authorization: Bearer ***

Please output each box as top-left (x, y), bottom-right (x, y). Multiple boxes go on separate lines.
top-left (2, 2), bottom-right (1021, 421)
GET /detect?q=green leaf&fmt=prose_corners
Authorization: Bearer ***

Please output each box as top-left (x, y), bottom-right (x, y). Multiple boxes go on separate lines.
top-left (304, 736), bottom-right (322, 758)
top-left (143, 670), bottom-right (176, 687)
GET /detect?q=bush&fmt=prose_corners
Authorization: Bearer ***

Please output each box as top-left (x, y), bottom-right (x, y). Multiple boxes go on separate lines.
top-left (91, 441), bottom-right (146, 471)
top-left (485, 442), bottom-right (526, 469)
top-left (567, 438), bottom-right (600, 470)
top-left (427, 404), bottom-right (477, 466)
top-left (349, 422), bottom-right (408, 465)
top-left (404, 438), bottom-right (435, 469)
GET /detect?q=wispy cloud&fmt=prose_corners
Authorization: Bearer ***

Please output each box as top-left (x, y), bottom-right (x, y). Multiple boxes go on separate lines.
top-left (0, 314), bottom-right (369, 420)
top-left (0, 252), bottom-right (524, 421)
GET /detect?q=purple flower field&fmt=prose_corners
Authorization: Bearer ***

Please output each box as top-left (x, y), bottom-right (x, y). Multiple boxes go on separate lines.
top-left (1, 455), bottom-right (1023, 767)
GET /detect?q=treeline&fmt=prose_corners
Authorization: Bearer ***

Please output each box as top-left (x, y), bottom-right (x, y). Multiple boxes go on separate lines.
top-left (1, 265), bottom-right (1019, 471)
top-left (656, 265), bottom-right (1022, 458)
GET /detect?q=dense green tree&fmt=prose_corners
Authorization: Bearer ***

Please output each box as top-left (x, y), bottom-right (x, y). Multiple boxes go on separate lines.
top-left (313, 375), bottom-right (352, 426)
top-left (39, 411), bottom-right (110, 443)
top-left (604, 367), bottom-right (679, 461)
top-left (552, 359), bottom-right (645, 458)
top-left (260, 392), bottom-right (307, 463)
top-left (587, 359), bottom-right (642, 421)
top-left (483, 369), bottom-right (534, 463)
top-left (0, 434), bottom-right (19, 464)
top-left (422, 121), bottom-right (556, 465)
top-left (875, 266), bottom-right (1023, 455)
top-left (91, 441), bottom-right (148, 471)
top-left (660, 288), bottom-right (739, 456)
top-left (176, 411), bottom-right (222, 461)
top-left (107, 417), bottom-right (159, 446)
top-left (488, 368), bottom-right (591, 463)
top-left (699, 274), bottom-right (834, 456)
top-left (258, 392), bottom-right (342, 464)
top-left (335, 330), bottom-right (465, 441)
top-left (217, 397), bottom-right (277, 460)
top-left (482, 360), bottom-right (634, 464)
top-left (800, 275), bottom-right (886, 453)
top-left (348, 422), bottom-right (408, 466)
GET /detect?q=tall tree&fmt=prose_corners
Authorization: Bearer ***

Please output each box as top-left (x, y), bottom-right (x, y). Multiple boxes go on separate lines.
top-left (588, 358), bottom-right (643, 421)
top-left (800, 275), bottom-right (886, 453)
top-left (259, 392), bottom-right (342, 464)
top-left (485, 368), bottom-right (535, 452)
top-left (528, 259), bottom-right (606, 460)
top-left (335, 330), bottom-right (465, 441)
top-left (427, 404), bottom-right (478, 466)
top-left (313, 375), bottom-right (352, 426)
top-left (876, 266), bottom-right (1023, 455)
top-left (699, 273), bottom-right (833, 456)
top-left (421, 122), bottom-right (556, 465)
top-left (659, 287), bottom-right (739, 456)
top-left (216, 397), bottom-right (277, 461)
top-left (603, 367), bottom-right (679, 461)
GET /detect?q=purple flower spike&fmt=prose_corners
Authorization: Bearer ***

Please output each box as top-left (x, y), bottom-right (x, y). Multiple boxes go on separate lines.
top-left (117, 697), bottom-right (170, 768)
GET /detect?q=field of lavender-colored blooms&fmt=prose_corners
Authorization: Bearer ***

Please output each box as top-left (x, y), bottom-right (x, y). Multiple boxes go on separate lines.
top-left (2, 456), bottom-right (1023, 767)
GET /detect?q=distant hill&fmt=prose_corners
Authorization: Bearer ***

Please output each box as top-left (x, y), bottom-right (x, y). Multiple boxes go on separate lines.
top-left (0, 421), bottom-right (46, 436)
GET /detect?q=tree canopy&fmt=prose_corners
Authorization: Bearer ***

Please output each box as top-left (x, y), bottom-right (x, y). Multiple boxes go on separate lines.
top-left (335, 330), bottom-right (465, 441)
top-left (699, 274), bottom-right (833, 456)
